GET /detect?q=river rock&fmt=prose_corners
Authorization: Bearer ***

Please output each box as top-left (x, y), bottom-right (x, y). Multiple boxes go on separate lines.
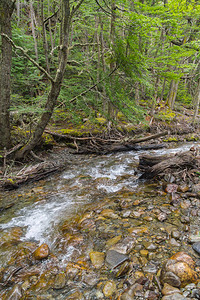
top-left (106, 235), bottom-right (122, 247)
top-left (64, 290), bottom-right (84, 299)
top-left (100, 209), bottom-right (119, 219)
top-left (192, 242), bottom-right (200, 255)
top-left (116, 261), bottom-right (131, 278)
top-left (120, 283), bottom-right (143, 299)
top-left (165, 184), bottom-right (178, 193)
top-left (89, 251), bottom-right (105, 268)
top-left (162, 293), bottom-right (188, 300)
top-left (33, 243), bottom-right (50, 260)
top-left (103, 280), bottom-right (116, 297)
top-left (162, 283), bottom-right (182, 295)
top-left (53, 272), bottom-right (66, 289)
top-left (105, 249), bottom-right (129, 269)
top-left (160, 252), bottom-right (198, 287)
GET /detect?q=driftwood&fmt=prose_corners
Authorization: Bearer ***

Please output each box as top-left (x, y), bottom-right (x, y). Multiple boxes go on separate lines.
top-left (0, 160), bottom-right (65, 190)
top-left (45, 130), bottom-right (168, 155)
top-left (139, 150), bottom-right (198, 180)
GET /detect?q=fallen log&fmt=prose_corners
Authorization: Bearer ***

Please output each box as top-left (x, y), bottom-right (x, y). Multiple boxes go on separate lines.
top-left (139, 150), bottom-right (198, 180)
top-left (45, 130), bottom-right (168, 154)
top-left (0, 160), bottom-right (65, 190)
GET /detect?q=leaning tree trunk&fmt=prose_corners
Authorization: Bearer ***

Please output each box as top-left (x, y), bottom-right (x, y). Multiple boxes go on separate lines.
top-left (15, 0), bottom-right (85, 159)
top-left (0, 0), bottom-right (15, 150)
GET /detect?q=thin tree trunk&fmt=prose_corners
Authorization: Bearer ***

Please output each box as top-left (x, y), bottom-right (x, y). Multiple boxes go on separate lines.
top-left (168, 79), bottom-right (179, 109)
top-left (30, 0), bottom-right (39, 61)
top-left (41, 0), bottom-right (50, 72)
top-left (15, 0), bottom-right (83, 159)
top-left (0, 0), bottom-right (15, 149)
top-left (193, 79), bottom-right (200, 124)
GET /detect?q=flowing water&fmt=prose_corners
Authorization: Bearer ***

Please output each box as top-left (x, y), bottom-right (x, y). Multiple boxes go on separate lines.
top-left (0, 142), bottom-right (199, 298)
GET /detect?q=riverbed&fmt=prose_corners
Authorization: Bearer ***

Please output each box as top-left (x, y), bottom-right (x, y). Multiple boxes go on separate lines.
top-left (0, 142), bottom-right (200, 299)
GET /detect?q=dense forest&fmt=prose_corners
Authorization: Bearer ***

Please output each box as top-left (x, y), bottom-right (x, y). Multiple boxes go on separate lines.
top-left (0, 0), bottom-right (200, 160)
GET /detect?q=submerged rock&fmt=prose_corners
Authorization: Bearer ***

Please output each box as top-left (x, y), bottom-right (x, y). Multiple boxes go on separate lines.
top-left (33, 243), bottom-right (50, 260)
top-left (5, 284), bottom-right (22, 300)
top-left (105, 249), bottom-right (129, 269)
top-left (89, 251), bottom-right (105, 269)
top-left (103, 280), bottom-right (116, 297)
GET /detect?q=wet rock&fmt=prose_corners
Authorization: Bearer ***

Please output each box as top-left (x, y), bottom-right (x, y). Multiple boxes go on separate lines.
top-left (178, 185), bottom-right (189, 193)
top-left (82, 270), bottom-right (99, 286)
top-left (140, 249), bottom-right (149, 257)
top-left (192, 183), bottom-right (200, 194)
top-left (120, 283), bottom-right (143, 299)
top-left (170, 252), bottom-right (196, 268)
top-left (171, 230), bottom-right (181, 239)
top-left (160, 252), bottom-right (198, 287)
top-left (115, 261), bottom-right (131, 278)
top-left (5, 284), bottom-right (22, 300)
top-left (157, 212), bottom-right (167, 221)
top-left (53, 272), bottom-right (66, 289)
top-left (143, 263), bottom-right (158, 274)
top-left (169, 238), bottom-right (181, 247)
top-left (64, 290), bottom-right (84, 299)
top-left (105, 249), bottom-right (129, 269)
top-left (89, 251), bottom-right (105, 269)
top-left (191, 288), bottom-right (200, 298)
top-left (0, 227), bottom-right (23, 247)
top-left (33, 243), bottom-right (50, 260)
top-left (128, 226), bottom-right (148, 235)
top-left (180, 200), bottom-right (191, 209)
top-left (100, 209), bottom-right (119, 219)
top-left (109, 236), bottom-right (136, 254)
top-left (162, 283), bottom-right (182, 295)
top-left (162, 293), bottom-right (188, 300)
top-left (165, 184), bottom-right (178, 193)
top-left (103, 280), bottom-right (116, 297)
top-left (192, 242), bottom-right (200, 255)
top-left (143, 242), bottom-right (157, 250)
top-left (106, 235), bottom-right (122, 247)
top-left (145, 290), bottom-right (159, 300)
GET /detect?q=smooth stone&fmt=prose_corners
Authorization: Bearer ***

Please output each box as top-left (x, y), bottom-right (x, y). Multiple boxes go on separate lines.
top-left (192, 242), bottom-right (200, 255)
top-left (53, 273), bottom-right (66, 289)
top-left (128, 226), bottom-right (148, 235)
top-left (162, 283), bottom-right (182, 295)
top-left (157, 212), bottom-right (167, 221)
top-left (170, 252), bottom-right (195, 268)
top-left (172, 230), bottom-right (181, 239)
top-left (33, 243), bottom-right (50, 260)
top-left (82, 270), bottom-right (99, 286)
top-left (64, 290), bottom-right (84, 299)
top-left (120, 283), bottom-right (143, 300)
top-left (89, 251), bottom-right (105, 269)
top-left (143, 242), bottom-right (157, 250)
top-left (105, 249), bottom-right (129, 269)
top-left (100, 209), bottom-right (119, 219)
top-left (165, 184), bottom-right (178, 193)
top-left (162, 293), bottom-right (188, 300)
top-left (191, 288), bottom-right (200, 298)
top-left (140, 249), bottom-right (149, 257)
top-left (169, 238), bottom-right (181, 247)
top-left (103, 280), bottom-right (116, 297)
top-left (106, 235), bottom-right (122, 247)
top-left (5, 284), bottom-right (22, 300)
top-left (143, 264), bottom-right (157, 274)
top-left (180, 200), bottom-right (191, 209)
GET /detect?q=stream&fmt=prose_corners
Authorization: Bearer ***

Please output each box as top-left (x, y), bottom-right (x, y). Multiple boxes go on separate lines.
top-left (0, 142), bottom-right (200, 299)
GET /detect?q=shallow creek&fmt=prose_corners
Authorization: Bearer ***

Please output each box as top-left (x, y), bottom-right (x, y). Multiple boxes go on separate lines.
top-left (0, 142), bottom-right (200, 299)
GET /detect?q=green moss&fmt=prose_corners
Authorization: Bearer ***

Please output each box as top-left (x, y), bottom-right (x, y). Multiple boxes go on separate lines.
top-left (163, 136), bottom-right (178, 142)
top-left (186, 135), bottom-right (199, 141)
top-left (95, 117), bottom-right (107, 125)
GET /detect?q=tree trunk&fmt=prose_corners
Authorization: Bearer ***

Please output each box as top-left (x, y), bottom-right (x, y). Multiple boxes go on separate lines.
top-left (193, 79), bottom-right (200, 124)
top-left (167, 79), bottom-right (179, 109)
top-left (0, 0), bottom-right (15, 150)
top-left (15, 0), bottom-right (77, 159)
top-left (30, 0), bottom-right (39, 61)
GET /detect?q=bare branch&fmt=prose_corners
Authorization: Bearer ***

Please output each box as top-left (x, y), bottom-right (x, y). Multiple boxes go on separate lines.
top-left (43, 9), bottom-right (59, 24)
top-left (1, 33), bottom-right (55, 83)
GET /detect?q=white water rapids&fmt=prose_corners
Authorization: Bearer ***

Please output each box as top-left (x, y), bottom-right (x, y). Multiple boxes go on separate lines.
top-left (0, 142), bottom-right (196, 246)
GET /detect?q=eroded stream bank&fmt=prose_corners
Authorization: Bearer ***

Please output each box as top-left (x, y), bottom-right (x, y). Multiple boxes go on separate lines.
top-left (1, 143), bottom-right (200, 299)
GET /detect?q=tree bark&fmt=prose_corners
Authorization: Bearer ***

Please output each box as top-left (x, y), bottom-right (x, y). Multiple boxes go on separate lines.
top-left (0, 0), bottom-right (15, 150)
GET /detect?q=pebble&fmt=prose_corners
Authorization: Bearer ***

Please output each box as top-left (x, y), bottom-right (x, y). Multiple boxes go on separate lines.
top-left (103, 280), bottom-right (116, 297)
top-left (162, 293), bottom-right (188, 300)
top-left (53, 273), bottom-right (66, 289)
top-left (162, 283), bottom-right (182, 295)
